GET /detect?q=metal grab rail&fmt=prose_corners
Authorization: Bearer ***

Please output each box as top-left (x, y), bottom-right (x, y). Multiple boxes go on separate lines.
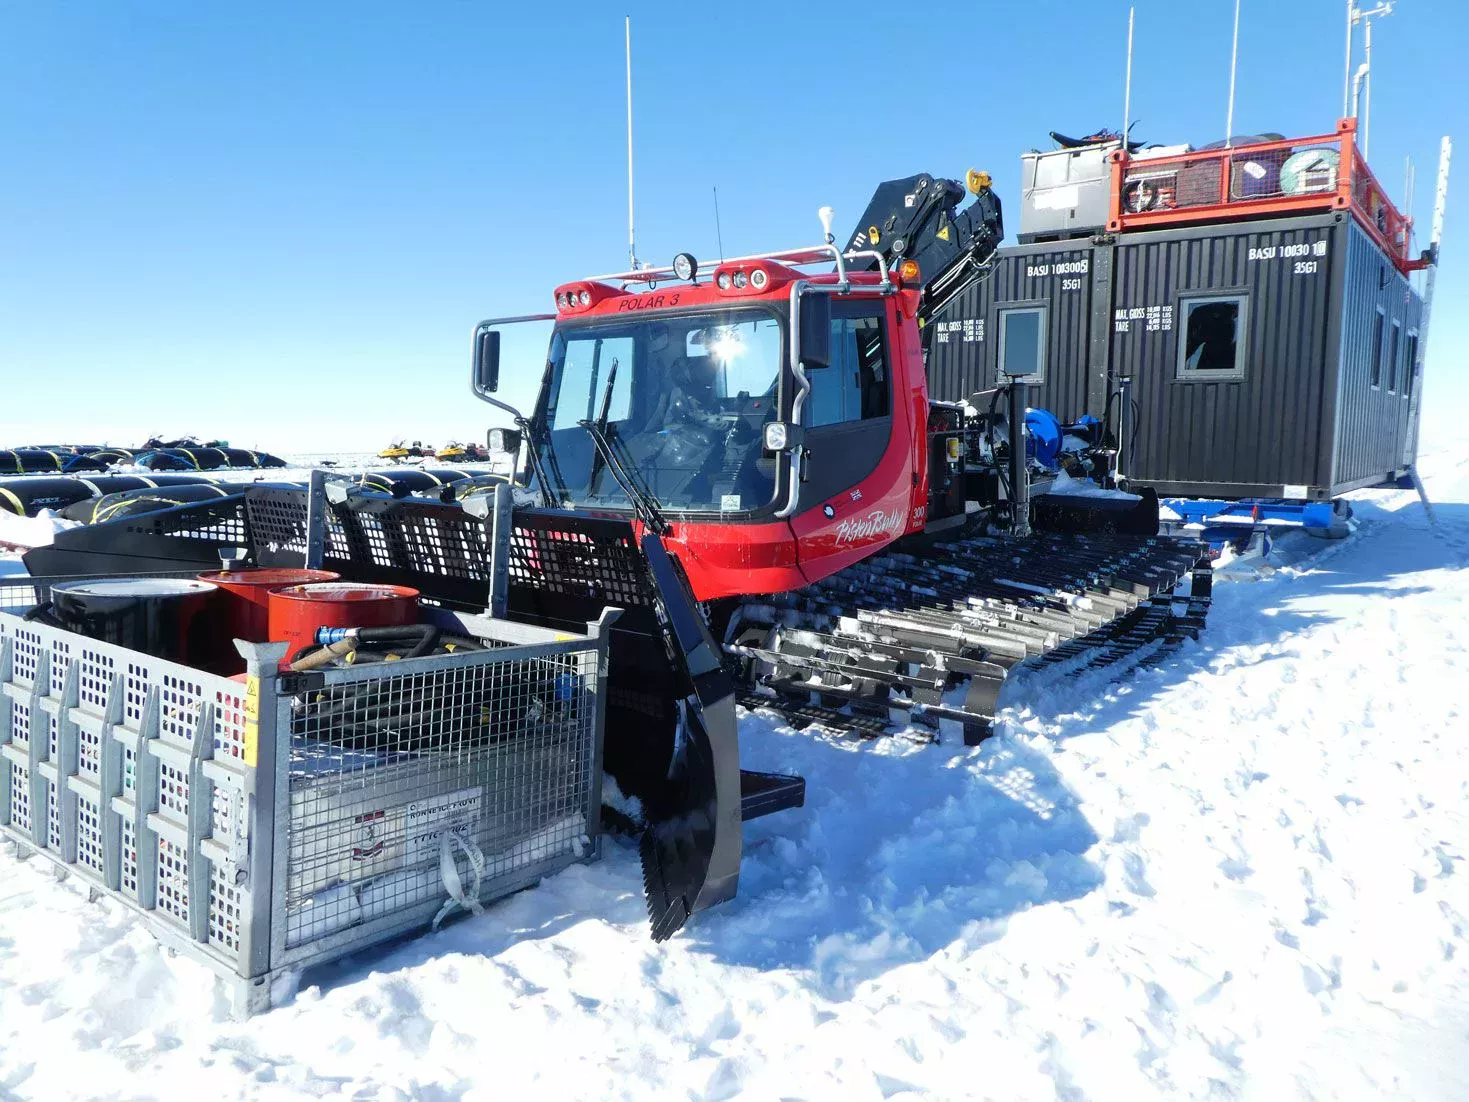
top-left (587, 242), bottom-right (893, 290)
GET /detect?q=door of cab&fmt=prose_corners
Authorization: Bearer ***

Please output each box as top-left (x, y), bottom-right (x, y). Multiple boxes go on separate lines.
top-left (790, 297), bottom-right (917, 583)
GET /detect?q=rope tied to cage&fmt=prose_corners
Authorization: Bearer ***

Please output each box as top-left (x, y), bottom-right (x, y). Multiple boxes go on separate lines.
top-left (432, 828), bottom-right (487, 930)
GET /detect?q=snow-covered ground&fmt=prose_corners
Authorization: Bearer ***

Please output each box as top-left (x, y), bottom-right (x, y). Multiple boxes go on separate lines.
top-left (3, 448), bottom-right (1468, 1100)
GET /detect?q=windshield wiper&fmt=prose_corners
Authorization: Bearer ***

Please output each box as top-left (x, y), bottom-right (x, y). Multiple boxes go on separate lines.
top-left (585, 355), bottom-right (622, 498)
top-left (520, 356), bottom-right (570, 507)
top-left (577, 418), bottom-right (670, 535)
top-left (531, 417), bottom-right (571, 505)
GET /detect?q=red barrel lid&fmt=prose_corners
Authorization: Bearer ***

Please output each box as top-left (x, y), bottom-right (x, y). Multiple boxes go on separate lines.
top-left (270, 582), bottom-right (420, 603)
top-left (199, 568), bottom-right (341, 587)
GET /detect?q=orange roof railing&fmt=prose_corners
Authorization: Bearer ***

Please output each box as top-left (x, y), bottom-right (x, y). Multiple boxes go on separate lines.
top-left (1106, 118), bottom-right (1425, 273)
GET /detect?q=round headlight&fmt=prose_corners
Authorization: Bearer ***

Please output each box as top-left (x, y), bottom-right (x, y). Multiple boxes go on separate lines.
top-left (749, 268), bottom-right (768, 290)
top-left (732, 270), bottom-right (748, 290)
top-left (672, 252), bottom-right (698, 282)
top-left (555, 292), bottom-right (567, 307)
top-left (716, 272), bottom-right (732, 290)
top-left (577, 289), bottom-right (591, 306)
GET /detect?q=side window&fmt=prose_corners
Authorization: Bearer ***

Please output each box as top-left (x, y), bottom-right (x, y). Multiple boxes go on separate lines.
top-left (997, 306), bottom-right (1047, 382)
top-left (805, 313), bottom-right (891, 427)
top-left (1370, 307), bottom-right (1385, 388)
top-left (1405, 331), bottom-right (1419, 395)
top-left (552, 334), bottom-right (632, 430)
top-left (1387, 321), bottom-right (1401, 393)
top-left (1177, 294), bottom-right (1247, 380)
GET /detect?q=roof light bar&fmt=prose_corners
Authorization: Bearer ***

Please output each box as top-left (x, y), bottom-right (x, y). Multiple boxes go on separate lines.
top-left (586, 243), bottom-right (891, 290)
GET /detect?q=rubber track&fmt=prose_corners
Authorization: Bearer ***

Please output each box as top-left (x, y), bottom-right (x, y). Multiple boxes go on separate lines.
top-left (725, 531), bottom-right (1211, 744)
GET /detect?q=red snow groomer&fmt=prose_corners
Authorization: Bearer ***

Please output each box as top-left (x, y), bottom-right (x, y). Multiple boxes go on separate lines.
top-left (471, 170), bottom-right (1212, 938)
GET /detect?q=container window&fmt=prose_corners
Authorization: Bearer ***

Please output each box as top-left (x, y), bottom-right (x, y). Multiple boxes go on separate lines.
top-left (1370, 308), bottom-right (1385, 388)
top-left (997, 306), bottom-right (1047, 382)
top-left (1387, 321), bottom-right (1401, 393)
top-left (1177, 295), bottom-right (1247, 380)
top-left (1405, 331), bottom-right (1419, 395)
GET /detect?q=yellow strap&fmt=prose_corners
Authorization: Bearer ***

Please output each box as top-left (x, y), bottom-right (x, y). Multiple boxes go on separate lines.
top-left (77, 478), bottom-right (100, 496)
top-left (0, 486), bottom-right (25, 515)
top-left (423, 470), bottom-right (443, 486)
top-left (140, 476), bottom-right (157, 488)
top-left (178, 448), bottom-right (200, 470)
top-left (95, 497), bottom-right (130, 523)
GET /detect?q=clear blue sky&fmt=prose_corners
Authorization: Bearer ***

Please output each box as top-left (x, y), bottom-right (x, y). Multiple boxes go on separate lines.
top-left (1, 0), bottom-right (1464, 452)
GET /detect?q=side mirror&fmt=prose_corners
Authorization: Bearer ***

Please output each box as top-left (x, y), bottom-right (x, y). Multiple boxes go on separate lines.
top-left (473, 329), bottom-right (501, 394)
top-left (797, 293), bottom-right (831, 370)
top-left (487, 426), bottom-right (523, 455)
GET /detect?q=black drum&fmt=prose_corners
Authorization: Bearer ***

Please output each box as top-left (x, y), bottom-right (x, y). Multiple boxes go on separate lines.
top-left (41, 578), bottom-right (220, 664)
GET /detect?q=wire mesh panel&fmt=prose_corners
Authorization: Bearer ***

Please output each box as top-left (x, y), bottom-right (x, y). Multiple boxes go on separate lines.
top-left (279, 644), bottom-right (600, 955)
top-left (0, 596), bottom-right (258, 979)
top-left (0, 572), bottom-right (610, 1016)
top-left (246, 487), bottom-right (505, 609)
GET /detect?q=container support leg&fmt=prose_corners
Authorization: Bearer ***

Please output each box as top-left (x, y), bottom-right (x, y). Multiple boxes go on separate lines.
top-left (1408, 464), bottom-right (1437, 526)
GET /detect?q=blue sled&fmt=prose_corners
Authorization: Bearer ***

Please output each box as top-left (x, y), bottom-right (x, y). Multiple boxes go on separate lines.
top-left (1159, 497), bottom-right (1352, 554)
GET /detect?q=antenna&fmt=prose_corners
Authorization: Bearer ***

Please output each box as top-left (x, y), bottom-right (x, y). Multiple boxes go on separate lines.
top-left (1225, 0), bottom-right (1241, 147)
top-left (713, 186), bottom-right (726, 261)
top-left (1348, 3), bottom-right (1394, 159)
top-left (1405, 154), bottom-right (1415, 222)
top-left (625, 15), bottom-right (637, 269)
top-left (1343, 0), bottom-right (1354, 117)
top-left (1405, 154), bottom-right (1417, 282)
top-left (1121, 7), bottom-right (1135, 150)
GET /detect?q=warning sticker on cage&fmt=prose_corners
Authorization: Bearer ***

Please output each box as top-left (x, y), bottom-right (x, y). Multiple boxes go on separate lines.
top-left (242, 676), bottom-right (260, 767)
top-left (403, 788), bottom-right (483, 864)
top-left (720, 494), bottom-right (742, 512)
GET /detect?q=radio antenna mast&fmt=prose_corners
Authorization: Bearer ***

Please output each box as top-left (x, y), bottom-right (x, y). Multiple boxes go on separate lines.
top-left (1121, 7), bottom-right (1135, 150)
top-left (713, 186), bottom-right (726, 261)
top-left (625, 15), bottom-right (637, 269)
top-left (1225, 0), bottom-right (1241, 147)
top-left (1348, 3), bottom-right (1394, 159)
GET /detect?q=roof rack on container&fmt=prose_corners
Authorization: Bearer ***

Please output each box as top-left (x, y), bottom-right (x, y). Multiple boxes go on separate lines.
top-left (1105, 117), bottom-right (1428, 274)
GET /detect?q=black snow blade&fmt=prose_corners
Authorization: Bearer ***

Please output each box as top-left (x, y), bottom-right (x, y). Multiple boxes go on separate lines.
top-left (633, 534), bottom-right (743, 941)
top-left (483, 510), bottom-right (757, 940)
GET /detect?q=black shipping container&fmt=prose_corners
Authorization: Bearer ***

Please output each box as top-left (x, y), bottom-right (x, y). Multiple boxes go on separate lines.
top-left (928, 211), bottom-right (1424, 499)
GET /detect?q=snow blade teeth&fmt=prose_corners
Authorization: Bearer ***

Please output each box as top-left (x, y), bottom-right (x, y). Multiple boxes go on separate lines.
top-left (640, 823), bottom-right (694, 943)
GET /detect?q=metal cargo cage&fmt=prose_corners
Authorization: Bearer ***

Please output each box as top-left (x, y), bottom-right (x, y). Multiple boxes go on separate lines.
top-left (1019, 138), bottom-right (1122, 243)
top-left (0, 572), bottom-right (613, 1016)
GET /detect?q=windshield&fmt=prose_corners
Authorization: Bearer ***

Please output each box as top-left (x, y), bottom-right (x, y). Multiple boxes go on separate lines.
top-left (533, 308), bottom-right (784, 513)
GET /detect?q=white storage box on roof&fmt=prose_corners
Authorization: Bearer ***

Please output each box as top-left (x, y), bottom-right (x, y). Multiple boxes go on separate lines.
top-left (1019, 136), bottom-right (1122, 242)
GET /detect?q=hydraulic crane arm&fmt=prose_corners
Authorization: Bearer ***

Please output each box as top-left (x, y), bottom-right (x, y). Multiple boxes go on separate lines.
top-left (843, 168), bottom-right (1005, 351)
